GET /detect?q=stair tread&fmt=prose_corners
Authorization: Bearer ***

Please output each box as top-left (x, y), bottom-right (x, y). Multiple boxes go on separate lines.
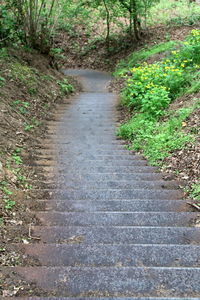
top-left (15, 244), bottom-right (200, 267)
top-left (31, 225), bottom-right (200, 244)
top-left (4, 297), bottom-right (200, 300)
top-left (3, 266), bottom-right (200, 297)
top-left (35, 211), bottom-right (198, 227)
top-left (35, 188), bottom-right (182, 200)
top-left (32, 199), bottom-right (188, 212)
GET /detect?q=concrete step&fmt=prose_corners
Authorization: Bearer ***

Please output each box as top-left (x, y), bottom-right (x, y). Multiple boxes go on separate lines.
top-left (32, 166), bottom-right (159, 174)
top-left (35, 212), bottom-right (198, 227)
top-left (34, 188), bottom-right (182, 200)
top-left (34, 149), bottom-right (138, 156)
top-left (38, 141), bottom-right (126, 146)
top-left (3, 266), bottom-right (200, 297)
top-left (31, 226), bottom-right (200, 244)
top-left (18, 244), bottom-right (200, 267)
top-left (33, 155), bottom-right (145, 161)
top-left (35, 145), bottom-right (128, 151)
top-left (32, 179), bottom-right (182, 189)
top-left (32, 157), bottom-right (147, 168)
top-left (31, 159), bottom-right (148, 167)
top-left (5, 297), bottom-right (200, 300)
top-left (34, 199), bottom-right (188, 212)
top-left (46, 173), bottom-right (165, 182)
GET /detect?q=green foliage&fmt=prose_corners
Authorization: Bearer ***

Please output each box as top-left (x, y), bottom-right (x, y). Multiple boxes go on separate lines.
top-left (4, 199), bottom-right (16, 210)
top-left (57, 79), bottom-right (74, 95)
top-left (115, 41), bottom-right (178, 76)
top-left (121, 60), bottom-right (191, 114)
top-left (179, 29), bottom-right (200, 65)
top-left (0, 76), bottom-right (6, 87)
top-left (0, 3), bottom-right (19, 46)
top-left (120, 29), bottom-right (200, 116)
top-left (9, 62), bottom-right (38, 93)
top-left (185, 78), bottom-right (200, 95)
top-left (117, 29), bottom-right (200, 165)
top-left (57, 0), bottom-right (162, 50)
top-left (148, 0), bottom-right (200, 26)
top-left (24, 124), bottom-right (35, 132)
top-left (2, 186), bottom-right (13, 196)
top-left (11, 100), bottom-right (30, 115)
top-left (12, 148), bottom-right (23, 165)
top-left (50, 48), bottom-right (65, 60)
top-left (0, 48), bottom-right (9, 58)
top-left (190, 183), bottom-right (200, 202)
top-left (0, 181), bottom-right (16, 210)
top-left (24, 117), bottom-right (41, 132)
top-left (1, 0), bottom-right (59, 52)
top-left (118, 107), bottom-right (195, 164)
top-left (169, 14), bottom-right (200, 26)
top-left (1, 0), bottom-right (199, 52)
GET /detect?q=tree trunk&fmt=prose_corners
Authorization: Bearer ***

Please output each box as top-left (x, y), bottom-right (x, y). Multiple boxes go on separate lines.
top-left (102, 0), bottom-right (110, 52)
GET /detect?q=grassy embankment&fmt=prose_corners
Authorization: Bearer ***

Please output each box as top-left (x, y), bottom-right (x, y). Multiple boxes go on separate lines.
top-left (0, 46), bottom-right (75, 244)
top-left (115, 29), bottom-right (200, 204)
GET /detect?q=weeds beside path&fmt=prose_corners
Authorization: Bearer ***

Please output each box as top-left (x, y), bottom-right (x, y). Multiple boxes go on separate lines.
top-left (116, 29), bottom-right (200, 207)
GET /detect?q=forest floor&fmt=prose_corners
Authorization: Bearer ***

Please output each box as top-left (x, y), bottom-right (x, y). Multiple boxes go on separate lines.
top-left (54, 24), bottom-right (197, 71)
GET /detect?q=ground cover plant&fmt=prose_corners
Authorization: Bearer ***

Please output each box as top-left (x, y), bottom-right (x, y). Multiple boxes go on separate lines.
top-left (115, 40), bottom-right (179, 76)
top-left (117, 29), bottom-right (200, 202)
top-left (148, 0), bottom-right (200, 27)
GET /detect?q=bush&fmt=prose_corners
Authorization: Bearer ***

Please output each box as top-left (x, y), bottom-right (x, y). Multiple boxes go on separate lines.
top-left (0, 4), bottom-right (17, 45)
top-left (121, 29), bottom-right (200, 118)
top-left (118, 29), bottom-right (200, 165)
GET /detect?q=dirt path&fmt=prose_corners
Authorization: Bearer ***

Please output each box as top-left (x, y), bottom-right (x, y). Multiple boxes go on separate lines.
top-left (3, 69), bottom-right (200, 299)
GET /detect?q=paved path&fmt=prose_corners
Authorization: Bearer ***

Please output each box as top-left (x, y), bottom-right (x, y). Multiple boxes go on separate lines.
top-left (4, 69), bottom-right (200, 299)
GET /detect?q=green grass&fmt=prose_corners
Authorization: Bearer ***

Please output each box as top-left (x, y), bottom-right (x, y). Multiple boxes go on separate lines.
top-left (9, 62), bottom-right (39, 94)
top-left (148, 0), bottom-right (200, 26)
top-left (190, 183), bottom-right (200, 202)
top-left (185, 77), bottom-right (200, 95)
top-left (118, 105), bottom-right (198, 165)
top-left (117, 29), bottom-right (200, 166)
top-left (0, 48), bottom-right (9, 59)
top-left (114, 41), bottom-right (178, 76)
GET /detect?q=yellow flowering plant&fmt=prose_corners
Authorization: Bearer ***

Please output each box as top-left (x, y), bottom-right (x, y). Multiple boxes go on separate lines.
top-left (122, 29), bottom-right (200, 118)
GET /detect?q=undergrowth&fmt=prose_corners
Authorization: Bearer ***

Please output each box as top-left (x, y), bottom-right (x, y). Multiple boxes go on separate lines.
top-left (148, 0), bottom-right (200, 26)
top-left (118, 105), bottom-right (198, 164)
top-left (116, 29), bottom-right (200, 199)
top-left (115, 41), bottom-right (178, 76)
top-left (0, 48), bottom-right (75, 215)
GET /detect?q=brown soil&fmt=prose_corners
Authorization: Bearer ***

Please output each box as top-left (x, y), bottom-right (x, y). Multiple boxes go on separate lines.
top-left (0, 47), bottom-right (79, 249)
top-left (162, 96), bottom-right (200, 190)
top-left (53, 24), bottom-right (199, 72)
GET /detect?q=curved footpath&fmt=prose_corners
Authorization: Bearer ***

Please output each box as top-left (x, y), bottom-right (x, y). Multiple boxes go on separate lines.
top-left (4, 69), bottom-right (200, 299)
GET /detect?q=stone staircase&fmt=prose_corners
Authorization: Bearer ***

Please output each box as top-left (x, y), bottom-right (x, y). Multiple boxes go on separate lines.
top-left (4, 69), bottom-right (200, 299)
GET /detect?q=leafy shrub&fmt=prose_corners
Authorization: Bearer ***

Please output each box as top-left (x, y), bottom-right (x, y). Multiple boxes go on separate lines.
top-left (118, 29), bottom-right (200, 165)
top-left (57, 79), bottom-right (74, 95)
top-left (0, 4), bottom-right (17, 45)
top-left (179, 29), bottom-right (200, 65)
top-left (121, 29), bottom-right (200, 118)
top-left (122, 61), bottom-right (189, 114)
